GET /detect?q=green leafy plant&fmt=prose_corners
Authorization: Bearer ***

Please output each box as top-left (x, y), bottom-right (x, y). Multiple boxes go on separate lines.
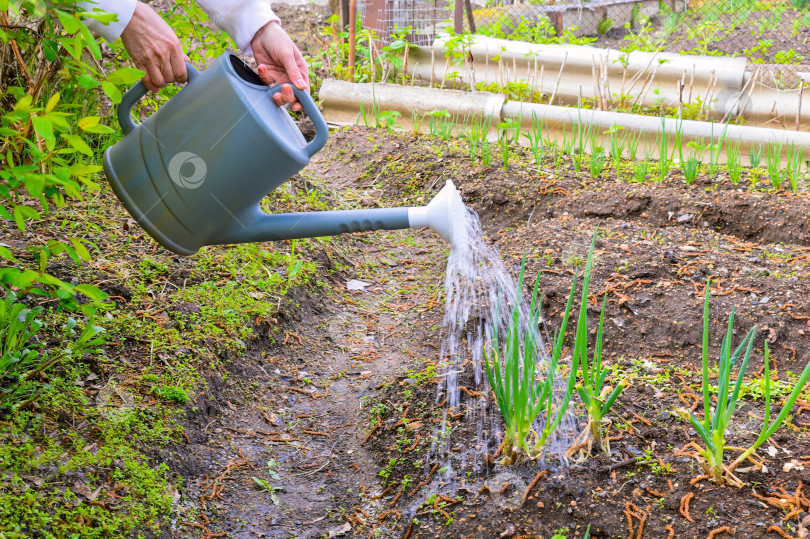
top-left (1, 291), bottom-right (106, 410)
top-left (0, 0), bottom-right (126, 312)
top-left (252, 477), bottom-right (282, 504)
top-left (427, 109), bottom-right (454, 139)
top-left (378, 110), bottom-right (401, 131)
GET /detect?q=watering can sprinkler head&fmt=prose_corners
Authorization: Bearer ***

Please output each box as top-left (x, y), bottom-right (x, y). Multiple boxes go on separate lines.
top-left (407, 180), bottom-right (465, 248)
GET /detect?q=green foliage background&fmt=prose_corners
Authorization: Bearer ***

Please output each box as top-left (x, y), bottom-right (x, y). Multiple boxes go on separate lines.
top-left (0, 1), bottom-right (322, 536)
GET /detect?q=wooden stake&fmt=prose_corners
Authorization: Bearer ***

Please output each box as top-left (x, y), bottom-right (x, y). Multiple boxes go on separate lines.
top-left (348, 0), bottom-right (357, 80)
top-left (602, 54), bottom-right (612, 110)
top-left (538, 64), bottom-right (545, 99)
top-left (464, 0), bottom-right (476, 33)
top-left (549, 51), bottom-right (568, 106)
top-left (347, 0), bottom-right (357, 79)
top-left (699, 70), bottom-right (715, 121)
top-left (591, 56), bottom-right (602, 110)
top-left (797, 80), bottom-right (804, 131)
top-left (688, 64), bottom-right (695, 105)
top-left (720, 66), bottom-right (760, 124)
top-left (430, 49), bottom-right (435, 88)
top-left (484, 46), bottom-right (489, 86)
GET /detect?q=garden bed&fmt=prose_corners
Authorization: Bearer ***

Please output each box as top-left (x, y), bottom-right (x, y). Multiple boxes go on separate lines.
top-left (155, 122), bottom-right (810, 538)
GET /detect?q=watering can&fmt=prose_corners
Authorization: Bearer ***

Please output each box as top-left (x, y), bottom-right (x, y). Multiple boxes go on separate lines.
top-left (103, 52), bottom-right (458, 256)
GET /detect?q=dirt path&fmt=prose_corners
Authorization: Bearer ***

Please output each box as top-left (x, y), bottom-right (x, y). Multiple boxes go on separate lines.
top-left (166, 149), bottom-right (447, 538)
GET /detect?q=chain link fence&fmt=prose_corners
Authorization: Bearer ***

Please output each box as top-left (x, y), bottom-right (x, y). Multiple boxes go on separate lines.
top-left (361, 0), bottom-right (810, 88)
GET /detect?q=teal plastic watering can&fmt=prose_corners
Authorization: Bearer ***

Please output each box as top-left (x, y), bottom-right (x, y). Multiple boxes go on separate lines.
top-left (103, 53), bottom-right (457, 256)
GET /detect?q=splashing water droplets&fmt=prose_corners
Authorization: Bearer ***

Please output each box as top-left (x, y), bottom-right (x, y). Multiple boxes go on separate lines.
top-left (431, 181), bottom-right (577, 484)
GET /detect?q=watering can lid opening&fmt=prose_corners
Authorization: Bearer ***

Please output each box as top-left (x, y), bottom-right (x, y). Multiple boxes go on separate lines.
top-left (229, 55), bottom-right (265, 86)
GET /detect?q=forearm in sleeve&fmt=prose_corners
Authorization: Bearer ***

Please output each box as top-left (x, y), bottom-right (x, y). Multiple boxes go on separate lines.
top-left (76, 0), bottom-right (137, 42)
top-left (195, 0), bottom-right (280, 52)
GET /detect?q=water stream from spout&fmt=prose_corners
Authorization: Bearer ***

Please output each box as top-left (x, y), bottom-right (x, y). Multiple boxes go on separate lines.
top-left (429, 181), bottom-right (577, 487)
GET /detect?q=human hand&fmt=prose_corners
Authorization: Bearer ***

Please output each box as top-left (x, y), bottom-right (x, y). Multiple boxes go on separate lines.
top-left (120, 2), bottom-right (188, 92)
top-left (250, 20), bottom-right (309, 112)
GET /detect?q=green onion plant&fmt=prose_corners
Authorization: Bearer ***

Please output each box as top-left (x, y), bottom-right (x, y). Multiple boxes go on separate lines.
top-left (726, 139), bottom-right (742, 184)
top-left (573, 238), bottom-right (627, 454)
top-left (411, 111), bottom-right (425, 135)
top-left (708, 123), bottom-right (728, 177)
top-left (484, 261), bottom-right (578, 464)
top-left (482, 139), bottom-right (492, 167)
top-left (679, 138), bottom-right (705, 185)
top-left (658, 117), bottom-right (671, 182)
top-left (607, 126), bottom-right (626, 181)
top-left (680, 283), bottom-right (810, 485)
top-left (633, 160), bottom-right (649, 183)
top-left (766, 143), bottom-right (784, 189)
top-left (526, 112), bottom-right (545, 168)
top-left (627, 132), bottom-right (641, 161)
top-left (590, 148), bottom-right (606, 179)
top-left (575, 296), bottom-right (628, 454)
top-left (786, 143), bottom-right (804, 193)
top-left (749, 144), bottom-right (763, 168)
top-left (678, 283), bottom-right (757, 485)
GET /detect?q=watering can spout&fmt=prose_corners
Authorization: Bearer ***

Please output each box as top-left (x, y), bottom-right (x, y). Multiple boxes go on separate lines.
top-left (210, 180), bottom-right (464, 248)
top-left (407, 180), bottom-right (465, 247)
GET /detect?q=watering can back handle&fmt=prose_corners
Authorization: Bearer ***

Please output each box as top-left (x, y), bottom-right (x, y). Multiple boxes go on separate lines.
top-left (269, 84), bottom-right (329, 158)
top-left (117, 62), bottom-right (200, 135)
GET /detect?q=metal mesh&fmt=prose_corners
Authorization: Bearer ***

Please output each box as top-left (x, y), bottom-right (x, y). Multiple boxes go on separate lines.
top-left (359, 0), bottom-right (453, 45)
top-left (470, 0), bottom-right (810, 87)
top-left (362, 0), bottom-right (810, 87)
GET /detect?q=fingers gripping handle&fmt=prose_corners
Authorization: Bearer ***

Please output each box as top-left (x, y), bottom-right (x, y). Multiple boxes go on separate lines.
top-left (117, 63), bottom-right (200, 135)
top-left (274, 85), bottom-right (328, 158)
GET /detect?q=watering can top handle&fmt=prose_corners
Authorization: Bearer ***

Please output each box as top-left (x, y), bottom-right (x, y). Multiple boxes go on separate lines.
top-left (269, 84), bottom-right (329, 158)
top-left (117, 62), bottom-right (200, 135)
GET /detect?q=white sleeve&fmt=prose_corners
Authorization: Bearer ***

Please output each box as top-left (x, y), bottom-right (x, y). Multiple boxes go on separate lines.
top-left (195, 0), bottom-right (280, 53)
top-left (77, 0), bottom-right (137, 43)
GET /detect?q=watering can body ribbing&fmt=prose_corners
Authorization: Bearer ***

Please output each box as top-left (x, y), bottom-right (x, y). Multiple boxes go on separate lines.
top-left (103, 53), bottom-right (453, 255)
